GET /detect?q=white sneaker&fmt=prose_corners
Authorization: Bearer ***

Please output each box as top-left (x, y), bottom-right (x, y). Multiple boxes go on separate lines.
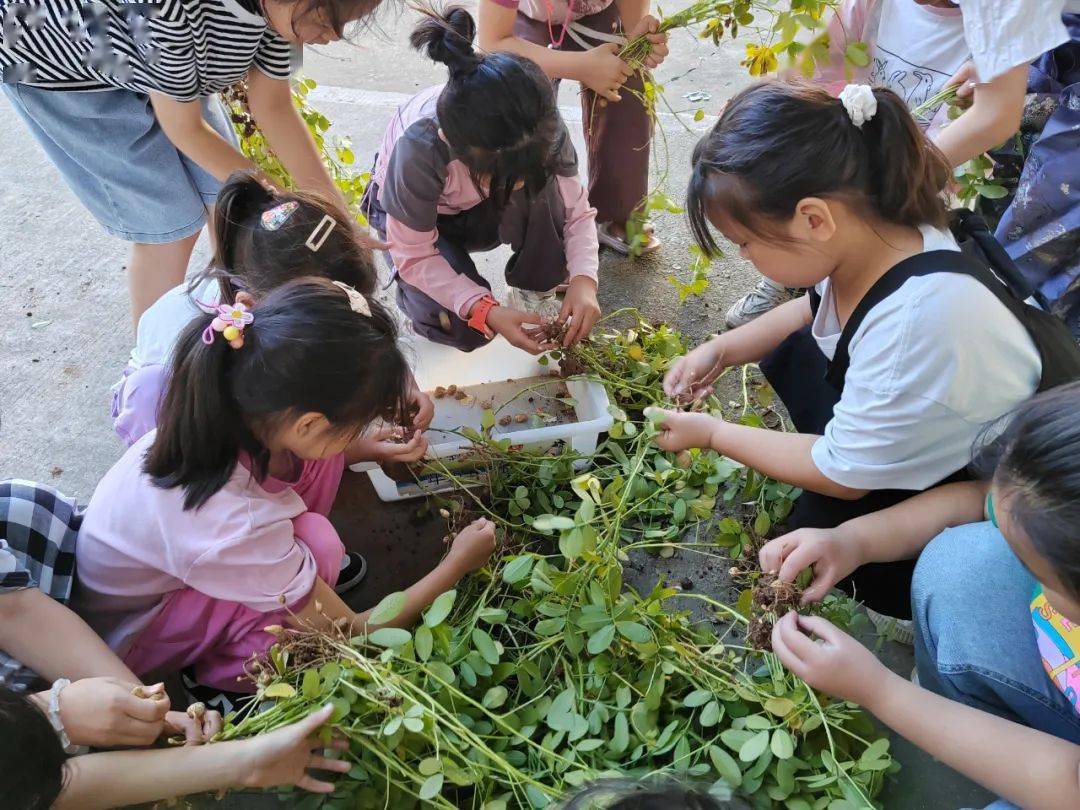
top-left (725, 277), bottom-right (789, 328)
top-left (509, 287), bottom-right (562, 322)
top-left (866, 607), bottom-right (915, 646)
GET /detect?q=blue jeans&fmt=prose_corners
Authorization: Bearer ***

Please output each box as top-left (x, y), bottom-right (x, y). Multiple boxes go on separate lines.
top-left (912, 521), bottom-right (1080, 744)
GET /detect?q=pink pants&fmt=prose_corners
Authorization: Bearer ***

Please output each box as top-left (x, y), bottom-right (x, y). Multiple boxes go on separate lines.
top-left (123, 455), bottom-right (346, 691)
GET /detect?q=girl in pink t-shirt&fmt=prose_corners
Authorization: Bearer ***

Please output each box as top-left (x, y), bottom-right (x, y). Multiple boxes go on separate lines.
top-left (476, 0), bottom-right (669, 254)
top-left (76, 278), bottom-right (496, 691)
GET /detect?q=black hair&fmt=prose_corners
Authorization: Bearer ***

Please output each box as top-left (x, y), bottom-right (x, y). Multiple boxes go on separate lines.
top-left (561, 779), bottom-right (748, 810)
top-left (972, 382), bottom-right (1080, 600)
top-left (687, 80), bottom-right (951, 257)
top-left (0, 687), bottom-right (67, 809)
top-left (194, 172), bottom-right (376, 303)
top-left (410, 5), bottom-right (568, 210)
top-left (145, 277), bottom-right (410, 510)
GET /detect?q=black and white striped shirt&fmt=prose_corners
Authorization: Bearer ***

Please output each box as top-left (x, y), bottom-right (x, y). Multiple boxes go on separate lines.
top-left (0, 0), bottom-right (298, 100)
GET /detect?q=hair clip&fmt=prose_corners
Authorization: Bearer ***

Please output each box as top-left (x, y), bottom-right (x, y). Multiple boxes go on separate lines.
top-left (839, 84), bottom-right (877, 128)
top-left (305, 214), bottom-right (337, 252)
top-left (332, 281), bottom-right (372, 317)
top-left (261, 201), bottom-right (298, 230)
top-left (202, 302), bottom-right (254, 349)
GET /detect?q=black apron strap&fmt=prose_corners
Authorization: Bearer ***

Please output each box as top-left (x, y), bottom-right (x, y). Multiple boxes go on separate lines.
top-left (825, 249), bottom-right (1080, 392)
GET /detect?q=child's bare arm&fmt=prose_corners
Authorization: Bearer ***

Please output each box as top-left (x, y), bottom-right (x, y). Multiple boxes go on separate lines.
top-left (773, 613), bottom-right (1080, 810)
top-left (245, 68), bottom-right (342, 210)
top-left (55, 704), bottom-right (349, 810)
top-left (760, 480), bottom-right (990, 601)
top-left (476, 0), bottom-right (631, 102)
top-left (0, 587), bottom-right (137, 683)
top-left (150, 93), bottom-right (256, 182)
top-left (933, 62), bottom-right (1027, 168)
top-left (289, 519), bottom-right (497, 634)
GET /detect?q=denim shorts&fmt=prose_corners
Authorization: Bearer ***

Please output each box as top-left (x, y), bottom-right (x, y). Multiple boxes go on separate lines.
top-left (2, 84), bottom-right (239, 243)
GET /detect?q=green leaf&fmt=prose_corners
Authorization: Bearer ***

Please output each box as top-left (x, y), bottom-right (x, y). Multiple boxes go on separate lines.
top-left (978, 183), bottom-right (1009, 199)
top-left (844, 41), bottom-right (870, 67)
top-left (532, 514), bottom-right (576, 531)
top-left (709, 744), bottom-right (743, 787)
top-left (616, 621), bottom-right (651, 643)
top-left (699, 700), bottom-right (722, 727)
top-left (301, 668), bottom-right (321, 700)
top-left (610, 712), bottom-right (630, 753)
top-left (682, 689), bottom-right (711, 708)
top-left (771, 728), bottom-right (795, 759)
top-left (764, 696), bottom-right (795, 716)
top-left (483, 685), bottom-right (509, 709)
top-left (368, 627), bottom-right (411, 647)
top-left (403, 716), bottom-right (424, 733)
top-left (472, 628), bottom-right (500, 665)
top-left (754, 511), bottom-right (772, 536)
top-left (418, 757), bottom-right (442, 776)
top-left (587, 623), bottom-right (616, 654)
top-left (547, 687), bottom-right (578, 731)
top-left (418, 773), bottom-right (444, 801)
top-left (739, 729), bottom-right (770, 762)
top-left (423, 589), bottom-right (457, 628)
top-left (673, 498), bottom-right (687, 525)
top-left (414, 624), bottom-right (434, 661)
top-left (368, 591), bottom-right (407, 625)
top-left (263, 682), bottom-right (296, 699)
top-left (502, 555), bottom-right (534, 584)
top-left (481, 408), bottom-right (496, 430)
top-left (694, 108), bottom-right (705, 122)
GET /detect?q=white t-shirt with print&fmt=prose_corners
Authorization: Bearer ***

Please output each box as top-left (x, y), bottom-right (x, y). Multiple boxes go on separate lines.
top-left (870, 0), bottom-right (969, 129)
top-left (810, 225), bottom-right (1042, 491)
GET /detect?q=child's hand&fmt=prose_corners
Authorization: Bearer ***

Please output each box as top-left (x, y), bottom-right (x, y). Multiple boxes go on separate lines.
top-left (164, 707), bottom-right (224, 744)
top-left (59, 678), bottom-right (171, 748)
top-left (626, 15), bottom-right (669, 70)
top-left (237, 703), bottom-right (350, 793)
top-left (580, 43), bottom-right (635, 103)
top-left (445, 518), bottom-right (498, 573)
top-left (759, 528), bottom-right (861, 604)
top-left (556, 277), bottom-right (601, 347)
top-left (770, 612), bottom-right (887, 708)
top-left (645, 407), bottom-right (721, 453)
top-left (351, 428), bottom-right (429, 464)
top-left (406, 377), bottom-right (435, 431)
top-left (944, 60), bottom-right (976, 107)
top-left (487, 306), bottom-right (548, 354)
top-left (663, 339), bottom-right (726, 401)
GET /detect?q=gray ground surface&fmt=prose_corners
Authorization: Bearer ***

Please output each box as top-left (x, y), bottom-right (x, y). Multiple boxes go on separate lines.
top-left (0, 4), bottom-right (991, 807)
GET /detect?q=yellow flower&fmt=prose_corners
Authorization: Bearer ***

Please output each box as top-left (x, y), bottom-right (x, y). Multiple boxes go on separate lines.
top-left (743, 44), bottom-right (778, 76)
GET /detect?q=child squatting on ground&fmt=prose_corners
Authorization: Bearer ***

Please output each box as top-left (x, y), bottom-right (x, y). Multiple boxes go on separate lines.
top-left (76, 278), bottom-right (497, 696)
top-left (759, 383), bottom-right (1080, 810)
top-left (113, 172), bottom-right (434, 469)
top-left (363, 7), bottom-right (601, 355)
top-left (648, 80), bottom-right (1080, 625)
top-left (0, 481), bottom-right (364, 808)
top-left (0, 0), bottom-right (388, 326)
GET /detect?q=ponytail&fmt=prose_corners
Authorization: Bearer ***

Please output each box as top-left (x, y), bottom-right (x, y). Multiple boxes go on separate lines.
top-left (409, 6), bottom-right (567, 211)
top-left (144, 314), bottom-right (255, 510)
top-left (145, 277), bottom-right (411, 510)
top-left (686, 80), bottom-right (950, 252)
top-left (861, 88), bottom-right (951, 229)
top-left (212, 172), bottom-right (276, 274)
top-left (409, 5), bottom-right (481, 78)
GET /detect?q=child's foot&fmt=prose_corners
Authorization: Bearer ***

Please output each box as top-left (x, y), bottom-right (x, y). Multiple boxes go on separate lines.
top-left (335, 551), bottom-right (368, 595)
top-left (181, 669), bottom-right (251, 717)
top-left (508, 286), bottom-right (562, 322)
top-left (597, 221), bottom-right (661, 256)
top-left (724, 277), bottom-right (790, 328)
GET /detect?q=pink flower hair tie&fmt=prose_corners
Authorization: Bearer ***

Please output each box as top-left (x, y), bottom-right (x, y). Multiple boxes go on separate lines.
top-left (202, 302), bottom-right (254, 349)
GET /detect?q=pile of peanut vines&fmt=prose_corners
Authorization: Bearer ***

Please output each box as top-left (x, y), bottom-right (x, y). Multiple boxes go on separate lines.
top-left (218, 312), bottom-right (896, 809)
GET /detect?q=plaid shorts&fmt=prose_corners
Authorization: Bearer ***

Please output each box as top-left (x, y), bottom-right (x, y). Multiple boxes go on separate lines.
top-left (0, 480), bottom-right (81, 691)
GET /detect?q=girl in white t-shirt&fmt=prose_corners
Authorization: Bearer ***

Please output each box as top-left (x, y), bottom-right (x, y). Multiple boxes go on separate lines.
top-left (651, 80), bottom-right (1045, 620)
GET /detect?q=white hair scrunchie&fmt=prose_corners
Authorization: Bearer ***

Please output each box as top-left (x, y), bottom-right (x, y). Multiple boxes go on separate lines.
top-left (839, 84), bottom-right (877, 128)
